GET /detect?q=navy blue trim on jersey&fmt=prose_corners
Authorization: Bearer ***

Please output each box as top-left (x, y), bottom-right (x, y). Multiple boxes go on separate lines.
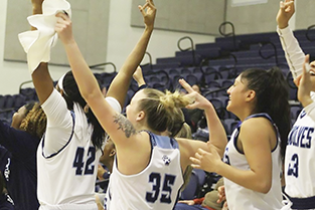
top-left (148, 132), bottom-right (179, 150)
top-left (233, 113), bottom-right (279, 154)
top-left (41, 111), bottom-right (75, 159)
top-left (287, 194), bottom-right (315, 209)
top-left (299, 109), bottom-right (306, 119)
top-left (232, 125), bottom-right (242, 154)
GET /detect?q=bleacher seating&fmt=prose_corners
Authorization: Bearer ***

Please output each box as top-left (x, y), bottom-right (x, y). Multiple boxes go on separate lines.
top-left (0, 28), bottom-right (312, 135)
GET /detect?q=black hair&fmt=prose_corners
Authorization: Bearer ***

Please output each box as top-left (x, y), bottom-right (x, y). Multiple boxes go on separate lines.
top-left (240, 67), bottom-right (290, 159)
top-left (62, 71), bottom-right (105, 150)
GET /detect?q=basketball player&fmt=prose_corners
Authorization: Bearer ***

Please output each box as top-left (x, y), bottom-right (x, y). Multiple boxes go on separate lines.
top-left (277, 0), bottom-right (315, 209)
top-left (25, 0), bottom-right (158, 209)
top-left (55, 1), bottom-right (228, 209)
top-left (189, 67), bottom-right (291, 210)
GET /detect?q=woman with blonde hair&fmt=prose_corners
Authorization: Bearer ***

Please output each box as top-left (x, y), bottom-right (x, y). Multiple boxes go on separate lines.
top-left (55, 0), bottom-right (227, 206)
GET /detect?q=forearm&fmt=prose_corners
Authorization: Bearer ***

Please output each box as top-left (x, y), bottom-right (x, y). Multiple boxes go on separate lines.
top-left (121, 27), bottom-right (153, 76)
top-left (204, 105), bottom-right (227, 157)
top-left (277, 26), bottom-right (305, 79)
top-left (31, 63), bottom-right (54, 105)
top-left (216, 162), bottom-right (271, 193)
top-left (63, 39), bottom-right (102, 101)
top-left (31, 2), bottom-right (43, 30)
top-left (107, 27), bottom-right (153, 106)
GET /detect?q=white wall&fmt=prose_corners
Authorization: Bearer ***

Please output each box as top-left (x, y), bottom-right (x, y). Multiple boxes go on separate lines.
top-left (106, 0), bottom-right (215, 69)
top-left (0, 0), bottom-right (214, 95)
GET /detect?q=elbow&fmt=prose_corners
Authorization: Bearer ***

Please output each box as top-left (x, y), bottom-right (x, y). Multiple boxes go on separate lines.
top-left (81, 88), bottom-right (100, 104)
top-left (256, 180), bottom-right (271, 194)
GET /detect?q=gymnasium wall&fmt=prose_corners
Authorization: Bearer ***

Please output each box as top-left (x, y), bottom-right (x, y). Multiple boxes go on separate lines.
top-left (295, 0), bottom-right (315, 30)
top-left (130, 0), bottom-right (226, 35)
top-left (1, 0), bottom-right (314, 95)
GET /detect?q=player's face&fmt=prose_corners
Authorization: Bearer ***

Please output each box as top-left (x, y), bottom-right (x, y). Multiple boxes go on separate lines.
top-left (226, 75), bottom-right (249, 114)
top-left (11, 106), bottom-right (28, 129)
top-left (126, 90), bottom-right (146, 125)
top-left (100, 138), bottom-right (115, 165)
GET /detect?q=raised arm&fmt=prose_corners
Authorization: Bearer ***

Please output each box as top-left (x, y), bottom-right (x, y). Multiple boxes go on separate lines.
top-left (105, 1), bottom-right (156, 108)
top-left (55, 2), bottom-right (153, 149)
top-left (179, 79), bottom-right (227, 157)
top-left (30, 0), bottom-right (54, 104)
top-left (276, 0), bottom-right (305, 80)
top-left (31, 0), bottom-right (44, 30)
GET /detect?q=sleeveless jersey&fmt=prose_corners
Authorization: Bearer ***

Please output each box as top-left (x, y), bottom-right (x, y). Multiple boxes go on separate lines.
top-left (105, 132), bottom-right (184, 210)
top-left (285, 109), bottom-right (315, 198)
top-left (37, 112), bottom-right (100, 210)
top-left (223, 113), bottom-right (283, 210)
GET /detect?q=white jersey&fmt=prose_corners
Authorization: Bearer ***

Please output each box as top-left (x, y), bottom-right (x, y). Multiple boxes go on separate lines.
top-left (37, 89), bottom-right (121, 210)
top-left (286, 110), bottom-right (315, 196)
top-left (278, 26), bottom-right (315, 209)
top-left (223, 113), bottom-right (283, 210)
top-left (105, 132), bottom-right (184, 210)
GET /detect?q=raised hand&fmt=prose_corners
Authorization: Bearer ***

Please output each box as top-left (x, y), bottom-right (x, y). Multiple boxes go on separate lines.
top-left (276, 0), bottom-right (295, 29)
top-left (179, 79), bottom-right (212, 110)
top-left (133, 66), bottom-right (146, 87)
top-left (55, 12), bottom-right (74, 45)
top-left (138, 0), bottom-right (157, 30)
top-left (297, 54), bottom-right (313, 107)
top-left (190, 143), bottom-right (222, 173)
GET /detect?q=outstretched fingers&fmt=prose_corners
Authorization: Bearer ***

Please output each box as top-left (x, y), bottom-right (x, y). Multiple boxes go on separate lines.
top-left (190, 157), bottom-right (201, 169)
top-left (179, 79), bottom-right (194, 93)
top-left (138, 2), bottom-right (149, 16)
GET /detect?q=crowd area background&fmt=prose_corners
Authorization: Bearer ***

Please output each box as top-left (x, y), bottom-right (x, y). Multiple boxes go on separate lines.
top-left (2, 0), bottom-right (314, 95)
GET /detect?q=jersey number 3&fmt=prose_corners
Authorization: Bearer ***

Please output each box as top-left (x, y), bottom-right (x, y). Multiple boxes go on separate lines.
top-left (146, 172), bottom-right (176, 204)
top-left (73, 147), bottom-right (95, 175)
top-left (287, 153), bottom-right (299, 178)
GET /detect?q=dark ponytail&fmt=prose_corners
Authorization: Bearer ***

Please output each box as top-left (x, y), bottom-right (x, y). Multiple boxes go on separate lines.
top-left (241, 67), bottom-right (290, 159)
top-left (267, 67), bottom-right (291, 159)
top-left (62, 71), bottom-right (105, 150)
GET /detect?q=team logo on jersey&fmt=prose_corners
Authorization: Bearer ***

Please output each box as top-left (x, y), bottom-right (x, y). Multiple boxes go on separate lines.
top-left (162, 155), bottom-right (171, 165)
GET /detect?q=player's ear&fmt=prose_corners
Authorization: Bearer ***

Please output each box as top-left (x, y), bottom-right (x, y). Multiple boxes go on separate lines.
top-left (109, 148), bottom-right (116, 157)
top-left (84, 104), bottom-right (90, 113)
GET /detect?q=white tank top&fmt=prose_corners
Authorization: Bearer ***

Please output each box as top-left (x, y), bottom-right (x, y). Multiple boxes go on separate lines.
top-left (285, 109), bottom-right (315, 198)
top-left (223, 113), bottom-right (283, 210)
top-left (105, 132), bottom-right (183, 210)
top-left (37, 111), bottom-right (100, 210)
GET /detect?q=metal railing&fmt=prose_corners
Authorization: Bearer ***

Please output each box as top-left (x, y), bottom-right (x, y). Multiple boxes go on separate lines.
top-left (177, 36), bottom-right (197, 66)
top-left (258, 41), bottom-right (279, 66)
top-left (219, 21), bottom-right (237, 50)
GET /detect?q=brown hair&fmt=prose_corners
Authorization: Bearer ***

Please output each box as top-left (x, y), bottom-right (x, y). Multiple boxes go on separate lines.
top-left (139, 88), bottom-right (191, 137)
top-left (19, 102), bottom-right (47, 138)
